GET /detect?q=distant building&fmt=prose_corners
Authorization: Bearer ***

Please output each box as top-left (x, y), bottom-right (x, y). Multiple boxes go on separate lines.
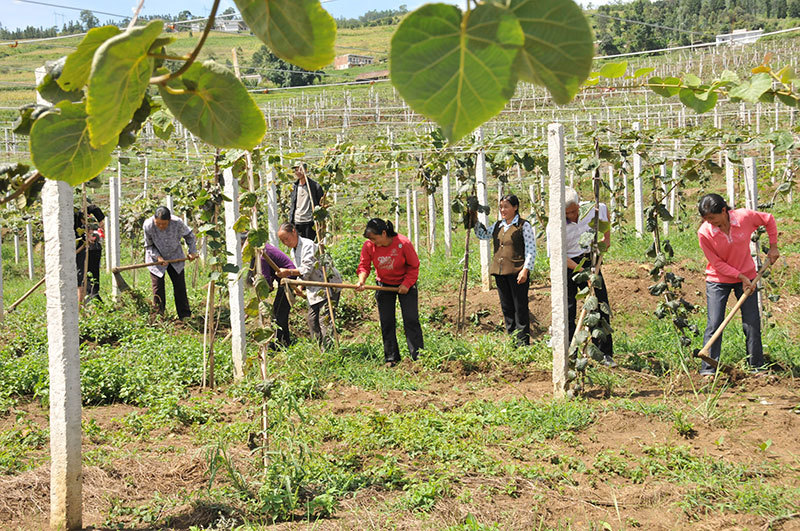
top-left (334, 54), bottom-right (374, 70)
top-left (218, 19), bottom-right (248, 33)
top-left (190, 23), bottom-right (202, 33)
top-left (716, 29), bottom-right (763, 45)
top-left (241, 74), bottom-right (262, 84)
top-left (355, 70), bottom-right (389, 82)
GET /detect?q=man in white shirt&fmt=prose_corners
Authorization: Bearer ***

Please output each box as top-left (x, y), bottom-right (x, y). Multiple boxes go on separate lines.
top-left (564, 187), bottom-right (615, 367)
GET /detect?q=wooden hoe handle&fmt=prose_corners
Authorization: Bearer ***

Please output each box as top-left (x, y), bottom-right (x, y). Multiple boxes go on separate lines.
top-left (112, 257), bottom-right (189, 273)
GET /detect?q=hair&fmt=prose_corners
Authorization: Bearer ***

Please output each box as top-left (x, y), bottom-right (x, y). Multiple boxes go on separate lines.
top-left (363, 218), bottom-right (398, 238)
top-left (292, 162), bottom-right (308, 171)
top-left (278, 222), bottom-right (296, 234)
top-left (698, 193), bottom-right (729, 216)
top-left (499, 194), bottom-right (520, 211)
top-left (155, 206), bottom-right (171, 220)
top-left (564, 187), bottom-right (580, 207)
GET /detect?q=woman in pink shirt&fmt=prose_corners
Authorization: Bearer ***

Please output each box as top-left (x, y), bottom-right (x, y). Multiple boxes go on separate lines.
top-left (356, 218), bottom-right (423, 367)
top-left (697, 193), bottom-right (779, 375)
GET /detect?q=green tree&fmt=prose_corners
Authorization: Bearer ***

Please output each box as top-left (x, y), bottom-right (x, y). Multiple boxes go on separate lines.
top-left (79, 10), bottom-right (99, 30)
top-left (251, 45), bottom-right (321, 87)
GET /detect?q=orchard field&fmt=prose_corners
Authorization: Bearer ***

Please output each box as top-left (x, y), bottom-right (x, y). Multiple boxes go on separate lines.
top-left (2, 2), bottom-right (800, 530)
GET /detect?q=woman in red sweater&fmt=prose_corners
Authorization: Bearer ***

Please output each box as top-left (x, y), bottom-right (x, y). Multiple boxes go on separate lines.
top-left (697, 193), bottom-right (779, 376)
top-left (356, 218), bottom-right (423, 367)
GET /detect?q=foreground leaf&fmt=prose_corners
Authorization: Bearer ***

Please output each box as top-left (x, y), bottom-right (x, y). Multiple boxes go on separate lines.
top-left (30, 101), bottom-right (115, 185)
top-left (159, 61), bottom-right (266, 149)
top-left (679, 88), bottom-right (718, 114)
top-left (234, 0), bottom-right (335, 70)
top-left (728, 73), bottom-right (772, 103)
top-left (59, 25), bottom-right (122, 91)
top-left (86, 20), bottom-right (163, 148)
top-left (505, 0), bottom-right (594, 104)
top-left (37, 57), bottom-right (84, 104)
top-left (391, 3), bottom-right (524, 144)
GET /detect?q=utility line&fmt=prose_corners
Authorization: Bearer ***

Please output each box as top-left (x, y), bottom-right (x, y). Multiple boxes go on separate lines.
top-left (592, 13), bottom-right (711, 37)
top-left (12, 0), bottom-right (128, 18)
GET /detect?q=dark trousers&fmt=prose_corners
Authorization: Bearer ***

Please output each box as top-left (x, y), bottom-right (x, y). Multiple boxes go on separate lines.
top-left (273, 285), bottom-right (291, 346)
top-left (150, 265), bottom-right (191, 319)
top-left (295, 222), bottom-right (316, 241)
top-left (376, 283), bottom-right (424, 362)
top-left (567, 265), bottom-right (613, 357)
top-left (77, 249), bottom-right (102, 299)
top-left (702, 281), bottom-right (763, 372)
top-left (494, 273), bottom-right (530, 345)
top-left (308, 289), bottom-right (340, 349)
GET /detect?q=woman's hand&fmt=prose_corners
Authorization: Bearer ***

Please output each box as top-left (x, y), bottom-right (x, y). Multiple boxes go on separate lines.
top-left (276, 268), bottom-right (291, 279)
top-left (398, 284), bottom-right (410, 295)
top-left (517, 268), bottom-right (529, 284)
top-left (738, 273), bottom-right (753, 292)
top-left (355, 280), bottom-right (366, 292)
top-left (767, 244), bottom-right (780, 265)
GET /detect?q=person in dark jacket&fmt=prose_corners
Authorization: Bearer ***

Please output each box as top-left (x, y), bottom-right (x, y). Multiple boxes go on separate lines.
top-left (474, 194), bottom-right (536, 346)
top-left (260, 242), bottom-right (297, 347)
top-left (288, 162), bottom-right (324, 241)
top-left (74, 202), bottom-right (105, 303)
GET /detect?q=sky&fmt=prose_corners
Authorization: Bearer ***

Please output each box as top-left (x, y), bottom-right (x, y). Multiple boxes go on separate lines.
top-left (1, 0), bottom-right (475, 31)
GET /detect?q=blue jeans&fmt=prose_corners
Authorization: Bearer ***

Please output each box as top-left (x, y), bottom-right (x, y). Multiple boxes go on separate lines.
top-left (702, 281), bottom-right (763, 373)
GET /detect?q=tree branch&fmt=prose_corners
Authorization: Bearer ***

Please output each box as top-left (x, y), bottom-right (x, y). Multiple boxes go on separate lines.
top-left (0, 171), bottom-right (42, 207)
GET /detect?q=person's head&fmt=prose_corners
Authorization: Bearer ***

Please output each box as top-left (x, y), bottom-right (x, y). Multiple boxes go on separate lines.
top-left (293, 162), bottom-right (308, 182)
top-left (564, 187), bottom-right (580, 222)
top-left (154, 206), bottom-right (171, 230)
top-left (363, 218), bottom-right (397, 246)
top-left (698, 193), bottom-right (730, 229)
top-left (277, 222), bottom-right (299, 249)
top-left (498, 194), bottom-right (520, 221)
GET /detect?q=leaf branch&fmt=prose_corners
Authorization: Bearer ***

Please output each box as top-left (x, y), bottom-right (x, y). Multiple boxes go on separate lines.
top-left (0, 171), bottom-right (42, 207)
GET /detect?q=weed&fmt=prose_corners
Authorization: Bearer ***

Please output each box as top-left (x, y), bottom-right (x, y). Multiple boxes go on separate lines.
top-left (672, 411), bottom-right (698, 439)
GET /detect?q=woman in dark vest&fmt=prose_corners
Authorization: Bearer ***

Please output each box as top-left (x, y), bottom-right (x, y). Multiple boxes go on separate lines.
top-left (474, 194), bottom-right (536, 345)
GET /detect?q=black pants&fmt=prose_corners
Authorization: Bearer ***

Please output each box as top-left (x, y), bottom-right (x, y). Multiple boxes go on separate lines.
top-left (702, 281), bottom-right (763, 372)
top-left (376, 283), bottom-right (424, 362)
top-left (295, 222), bottom-right (316, 241)
top-left (151, 265), bottom-right (191, 319)
top-left (76, 249), bottom-right (102, 299)
top-left (567, 264), bottom-right (613, 357)
top-left (494, 273), bottom-right (530, 346)
top-left (272, 285), bottom-right (292, 346)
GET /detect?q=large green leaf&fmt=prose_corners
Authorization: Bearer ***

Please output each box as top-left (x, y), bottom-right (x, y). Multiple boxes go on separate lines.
top-left (158, 61), bottom-right (266, 149)
top-left (504, 0), bottom-right (594, 104)
top-left (390, 3), bottom-right (524, 144)
top-left (30, 101), bottom-right (115, 185)
top-left (59, 25), bottom-right (121, 91)
top-left (86, 20), bottom-right (163, 149)
top-left (728, 73), bottom-right (772, 103)
top-left (37, 57), bottom-right (84, 104)
top-left (679, 88), bottom-right (718, 114)
top-left (234, 0), bottom-right (335, 70)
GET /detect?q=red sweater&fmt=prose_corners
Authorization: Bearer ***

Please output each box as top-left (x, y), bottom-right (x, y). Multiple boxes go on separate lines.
top-left (698, 208), bottom-right (777, 284)
top-left (357, 234), bottom-right (420, 288)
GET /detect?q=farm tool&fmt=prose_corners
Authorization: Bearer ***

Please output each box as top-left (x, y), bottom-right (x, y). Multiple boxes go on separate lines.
top-left (5, 244), bottom-right (85, 315)
top-left (693, 260), bottom-right (772, 373)
top-left (280, 278), bottom-right (400, 307)
top-left (111, 257), bottom-right (189, 292)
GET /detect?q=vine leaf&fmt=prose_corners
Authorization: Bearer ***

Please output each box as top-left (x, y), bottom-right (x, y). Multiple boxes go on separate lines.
top-left (503, 0), bottom-right (594, 104)
top-left (391, 3), bottom-right (524, 144)
top-left (679, 87), bottom-right (718, 114)
top-left (86, 20), bottom-right (163, 149)
top-left (59, 25), bottom-right (121, 91)
top-left (158, 61), bottom-right (267, 149)
top-left (234, 0), bottom-right (335, 70)
top-left (729, 73), bottom-right (772, 103)
top-left (648, 76), bottom-right (681, 97)
top-left (151, 109), bottom-right (175, 141)
top-left (30, 101), bottom-right (116, 185)
top-left (37, 57), bottom-right (84, 104)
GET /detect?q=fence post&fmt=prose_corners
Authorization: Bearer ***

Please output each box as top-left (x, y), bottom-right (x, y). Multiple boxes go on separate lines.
top-left (475, 128), bottom-right (490, 291)
top-left (632, 122), bottom-right (644, 238)
top-left (442, 170), bottom-right (452, 257)
top-left (223, 167), bottom-right (247, 380)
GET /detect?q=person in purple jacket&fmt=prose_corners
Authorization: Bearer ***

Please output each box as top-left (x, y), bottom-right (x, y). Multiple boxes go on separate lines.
top-left (260, 242), bottom-right (297, 347)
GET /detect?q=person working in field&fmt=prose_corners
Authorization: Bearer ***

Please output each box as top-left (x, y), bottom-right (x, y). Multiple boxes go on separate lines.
top-left (260, 242), bottom-right (297, 347)
top-left (74, 200), bottom-right (105, 303)
top-left (143, 206), bottom-right (197, 320)
top-left (276, 222), bottom-right (342, 349)
top-left (563, 187), bottom-right (615, 367)
top-left (473, 194), bottom-right (536, 346)
top-left (288, 162), bottom-right (324, 241)
top-left (356, 218), bottom-right (423, 367)
top-left (697, 193), bottom-right (779, 376)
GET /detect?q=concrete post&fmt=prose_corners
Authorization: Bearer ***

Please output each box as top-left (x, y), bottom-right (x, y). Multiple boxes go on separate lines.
top-left (726, 150), bottom-right (736, 207)
top-left (14, 231), bottom-right (20, 264)
top-left (0, 221), bottom-right (4, 322)
top-left (166, 195), bottom-right (174, 212)
top-left (394, 162), bottom-right (400, 230)
top-left (104, 218), bottom-right (111, 273)
top-left (427, 191), bottom-right (436, 254)
top-left (442, 171), bottom-right (452, 257)
top-left (660, 163), bottom-right (669, 236)
top-left (406, 188), bottom-right (412, 242)
top-left (412, 190), bottom-right (420, 251)
top-left (743, 157), bottom-right (764, 318)
top-left (475, 128), bottom-right (490, 292)
top-left (26, 222), bottom-right (34, 280)
top-left (608, 165), bottom-right (616, 229)
top-left (547, 124), bottom-right (569, 398)
top-left (223, 167), bottom-right (246, 380)
top-left (632, 122), bottom-right (644, 238)
top-left (108, 173), bottom-right (121, 299)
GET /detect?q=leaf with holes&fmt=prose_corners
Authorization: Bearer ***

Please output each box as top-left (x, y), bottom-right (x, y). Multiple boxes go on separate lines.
top-left (503, 0), bottom-right (594, 104)
top-left (86, 20), bottom-right (162, 148)
top-left (159, 61), bottom-right (266, 149)
top-left (59, 25), bottom-right (121, 91)
top-left (391, 3), bottom-right (524, 143)
top-left (30, 101), bottom-right (115, 185)
top-left (234, 0), bottom-right (335, 70)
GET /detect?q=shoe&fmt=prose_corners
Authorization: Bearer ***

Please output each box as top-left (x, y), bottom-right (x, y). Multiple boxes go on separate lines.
top-left (700, 370), bottom-right (715, 378)
top-left (384, 361), bottom-right (398, 368)
top-left (602, 355), bottom-right (617, 368)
